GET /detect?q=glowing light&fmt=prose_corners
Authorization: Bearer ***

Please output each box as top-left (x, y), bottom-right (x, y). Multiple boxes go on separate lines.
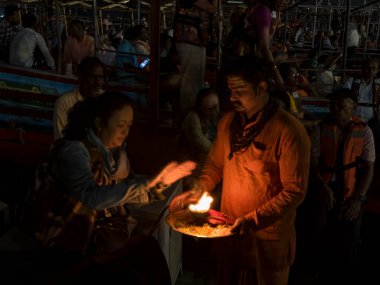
top-left (189, 192), bottom-right (213, 213)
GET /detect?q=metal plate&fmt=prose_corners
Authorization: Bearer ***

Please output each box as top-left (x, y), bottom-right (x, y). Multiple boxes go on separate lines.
top-left (166, 212), bottom-right (235, 238)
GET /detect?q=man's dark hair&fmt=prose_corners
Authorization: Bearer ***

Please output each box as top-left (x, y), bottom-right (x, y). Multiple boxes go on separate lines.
top-left (223, 55), bottom-right (271, 88)
top-left (4, 4), bottom-right (19, 19)
top-left (327, 88), bottom-right (358, 103)
top-left (69, 19), bottom-right (84, 30)
top-left (77, 56), bottom-right (105, 76)
top-left (21, 13), bottom-right (37, 28)
top-left (125, 25), bottom-right (145, 41)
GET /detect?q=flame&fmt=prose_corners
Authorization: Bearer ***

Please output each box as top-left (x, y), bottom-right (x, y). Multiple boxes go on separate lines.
top-left (189, 192), bottom-right (213, 213)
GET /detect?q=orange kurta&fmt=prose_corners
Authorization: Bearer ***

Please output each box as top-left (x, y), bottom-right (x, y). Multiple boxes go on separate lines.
top-left (198, 108), bottom-right (311, 271)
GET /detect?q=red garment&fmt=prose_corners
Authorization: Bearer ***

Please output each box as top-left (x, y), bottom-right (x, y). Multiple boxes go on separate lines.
top-left (198, 108), bottom-right (311, 284)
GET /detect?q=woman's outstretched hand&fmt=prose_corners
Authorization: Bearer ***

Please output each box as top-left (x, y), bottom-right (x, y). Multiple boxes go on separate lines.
top-left (168, 189), bottom-right (204, 212)
top-left (149, 161), bottom-right (197, 189)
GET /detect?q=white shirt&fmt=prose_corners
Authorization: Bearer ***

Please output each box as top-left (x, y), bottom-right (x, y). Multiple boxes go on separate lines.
top-left (53, 87), bottom-right (83, 140)
top-left (9, 28), bottom-right (55, 69)
top-left (344, 77), bottom-right (375, 122)
top-left (346, 23), bottom-right (360, 47)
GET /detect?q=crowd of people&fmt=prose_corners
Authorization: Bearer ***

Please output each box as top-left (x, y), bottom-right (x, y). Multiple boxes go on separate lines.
top-left (0, 1), bottom-right (380, 285)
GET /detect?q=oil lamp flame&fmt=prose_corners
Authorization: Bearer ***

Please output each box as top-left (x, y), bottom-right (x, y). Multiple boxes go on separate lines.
top-left (189, 192), bottom-right (213, 213)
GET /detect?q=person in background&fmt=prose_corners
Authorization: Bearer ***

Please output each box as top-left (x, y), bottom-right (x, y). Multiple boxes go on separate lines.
top-left (221, 0), bottom-right (287, 88)
top-left (9, 12), bottom-right (55, 71)
top-left (315, 52), bottom-right (342, 97)
top-left (219, 0), bottom-right (287, 111)
top-left (62, 19), bottom-right (95, 75)
top-left (344, 57), bottom-right (380, 159)
top-left (133, 24), bottom-right (150, 68)
top-left (115, 25), bottom-right (142, 81)
top-left (97, 34), bottom-right (116, 68)
top-left (174, 0), bottom-right (218, 111)
top-left (346, 20), bottom-right (360, 67)
top-left (14, 91), bottom-right (196, 284)
top-left (314, 88), bottom-right (375, 285)
top-left (53, 57), bottom-right (105, 140)
top-left (0, 4), bottom-right (21, 63)
top-left (178, 87), bottom-right (220, 190)
top-left (170, 56), bottom-right (311, 285)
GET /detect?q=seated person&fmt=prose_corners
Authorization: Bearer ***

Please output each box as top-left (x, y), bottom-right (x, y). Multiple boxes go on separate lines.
top-left (116, 25), bottom-right (151, 79)
top-left (278, 63), bottom-right (320, 128)
top-left (97, 34), bottom-right (116, 68)
top-left (178, 88), bottom-right (220, 190)
top-left (315, 53), bottom-right (342, 97)
top-left (62, 19), bottom-right (95, 75)
top-left (53, 57), bottom-right (106, 140)
top-left (9, 13), bottom-right (55, 70)
top-left (11, 92), bottom-right (196, 284)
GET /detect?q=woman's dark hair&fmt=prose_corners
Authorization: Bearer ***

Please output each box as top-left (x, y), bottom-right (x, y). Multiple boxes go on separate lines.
top-left (223, 55), bottom-right (271, 88)
top-left (195, 88), bottom-right (218, 113)
top-left (63, 91), bottom-right (134, 140)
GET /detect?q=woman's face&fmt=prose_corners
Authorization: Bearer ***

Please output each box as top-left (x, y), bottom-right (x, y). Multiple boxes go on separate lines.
top-left (97, 105), bottom-right (133, 149)
top-left (201, 93), bottom-right (219, 121)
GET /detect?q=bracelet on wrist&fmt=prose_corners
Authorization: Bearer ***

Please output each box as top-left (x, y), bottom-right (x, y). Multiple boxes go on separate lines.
top-left (149, 181), bottom-right (169, 200)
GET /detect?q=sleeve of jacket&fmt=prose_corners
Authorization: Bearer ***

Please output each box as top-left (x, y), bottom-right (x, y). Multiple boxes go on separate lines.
top-left (51, 141), bottom-right (151, 210)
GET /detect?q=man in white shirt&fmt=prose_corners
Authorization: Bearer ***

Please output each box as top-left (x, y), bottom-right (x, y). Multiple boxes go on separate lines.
top-left (344, 57), bottom-right (380, 158)
top-left (9, 13), bottom-right (55, 70)
top-left (53, 57), bottom-right (106, 139)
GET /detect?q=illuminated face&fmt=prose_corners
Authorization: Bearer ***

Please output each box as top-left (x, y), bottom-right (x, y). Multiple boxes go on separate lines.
top-left (227, 75), bottom-right (259, 117)
top-left (80, 65), bottom-right (105, 99)
top-left (97, 105), bottom-right (133, 149)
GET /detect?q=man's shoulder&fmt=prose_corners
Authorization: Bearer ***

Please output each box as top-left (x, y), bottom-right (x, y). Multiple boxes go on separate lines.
top-left (271, 109), bottom-right (309, 135)
top-left (56, 88), bottom-right (81, 105)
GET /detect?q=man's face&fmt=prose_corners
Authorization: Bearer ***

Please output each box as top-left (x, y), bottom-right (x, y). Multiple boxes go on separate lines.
top-left (362, 61), bottom-right (379, 80)
top-left (7, 11), bottom-right (20, 25)
top-left (227, 75), bottom-right (259, 117)
top-left (79, 65), bottom-right (105, 98)
top-left (70, 25), bottom-right (84, 41)
top-left (330, 97), bottom-right (356, 122)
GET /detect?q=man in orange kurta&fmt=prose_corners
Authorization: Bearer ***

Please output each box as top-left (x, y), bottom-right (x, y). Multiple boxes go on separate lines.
top-left (170, 56), bottom-right (311, 285)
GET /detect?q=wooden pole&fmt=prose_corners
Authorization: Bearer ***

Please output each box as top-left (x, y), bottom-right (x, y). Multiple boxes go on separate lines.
top-left (342, 0), bottom-right (351, 82)
top-left (216, 0), bottom-right (222, 70)
top-left (149, 0), bottom-right (160, 128)
top-left (55, 0), bottom-right (62, 73)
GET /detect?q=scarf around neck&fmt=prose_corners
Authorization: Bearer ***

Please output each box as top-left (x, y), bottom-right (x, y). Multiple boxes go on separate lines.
top-left (87, 129), bottom-right (130, 179)
top-left (228, 99), bottom-right (278, 160)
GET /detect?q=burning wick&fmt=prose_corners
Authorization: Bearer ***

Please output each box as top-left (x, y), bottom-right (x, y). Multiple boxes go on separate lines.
top-left (189, 192), bottom-right (213, 213)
